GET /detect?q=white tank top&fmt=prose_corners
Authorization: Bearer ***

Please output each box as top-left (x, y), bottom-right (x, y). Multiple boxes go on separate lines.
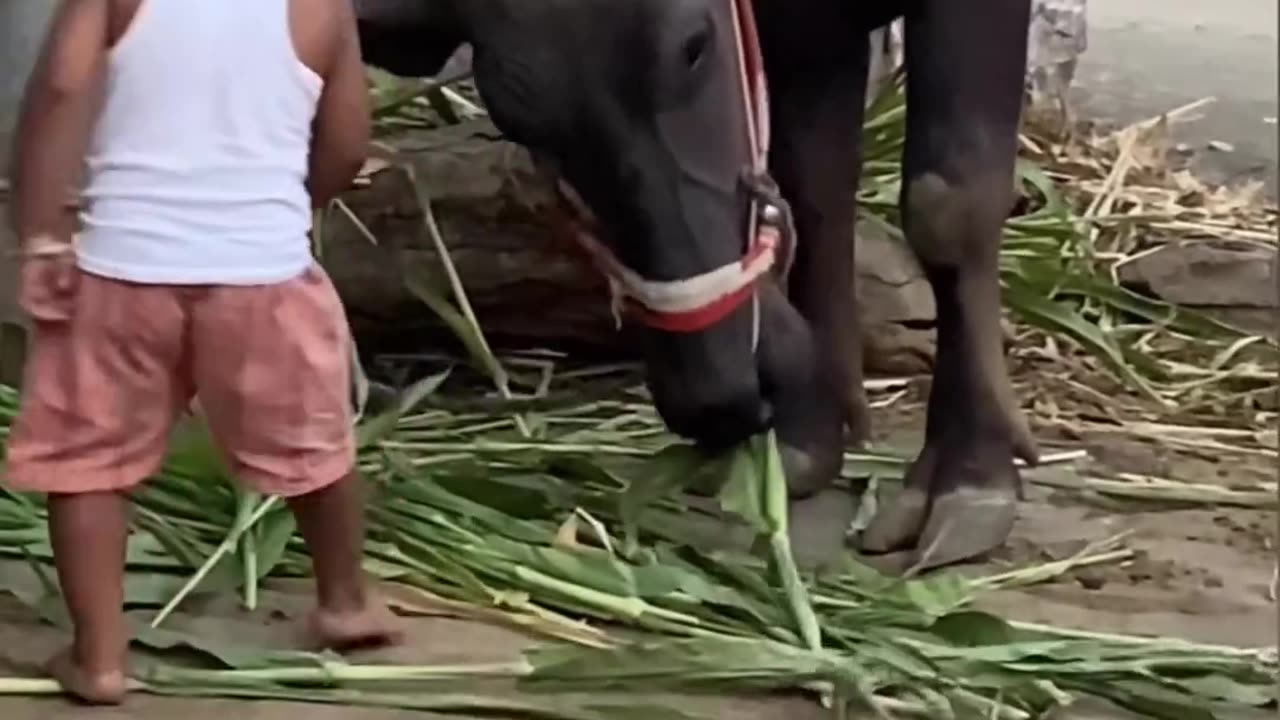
top-left (78, 0), bottom-right (323, 285)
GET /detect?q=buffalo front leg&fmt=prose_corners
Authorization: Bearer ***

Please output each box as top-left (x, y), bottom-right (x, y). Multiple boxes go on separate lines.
top-left (856, 0), bottom-right (1039, 570)
top-left (762, 24), bottom-right (872, 501)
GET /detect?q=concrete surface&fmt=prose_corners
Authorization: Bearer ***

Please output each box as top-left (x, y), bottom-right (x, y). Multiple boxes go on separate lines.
top-left (0, 1), bottom-right (57, 172)
top-left (0, 1), bottom-right (58, 384)
top-left (1072, 0), bottom-right (1279, 195)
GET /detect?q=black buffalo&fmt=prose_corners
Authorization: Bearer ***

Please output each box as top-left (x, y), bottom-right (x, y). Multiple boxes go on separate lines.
top-left (354, 0), bottom-right (1040, 571)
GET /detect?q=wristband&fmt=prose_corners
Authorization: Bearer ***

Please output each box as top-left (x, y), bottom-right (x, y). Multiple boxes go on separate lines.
top-left (16, 234), bottom-right (75, 258)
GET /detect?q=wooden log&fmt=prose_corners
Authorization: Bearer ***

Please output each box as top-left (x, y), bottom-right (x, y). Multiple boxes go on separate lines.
top-left (323, 120), bottom-right (625, 356)
top-left (322, 119), bottom-right (940, 373)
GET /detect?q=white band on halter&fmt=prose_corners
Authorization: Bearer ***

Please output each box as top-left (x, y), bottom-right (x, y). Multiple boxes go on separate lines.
top-left (553, 0), bottom-right (781, 344)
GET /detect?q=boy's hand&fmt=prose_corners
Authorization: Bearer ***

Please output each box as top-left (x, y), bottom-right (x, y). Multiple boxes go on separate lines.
top-left (300, 0), bottom-right (372, 209)
top-left (18, 238), bottom-right (78, 323)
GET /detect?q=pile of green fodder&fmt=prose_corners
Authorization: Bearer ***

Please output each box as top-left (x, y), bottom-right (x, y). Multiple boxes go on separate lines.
top-left (0, 378), bottom-right (1274, 720)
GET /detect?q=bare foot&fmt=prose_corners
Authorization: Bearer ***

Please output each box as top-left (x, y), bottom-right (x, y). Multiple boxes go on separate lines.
top-left (307, 599), bottom-right (404, 652)
top-left (46, 648), bottom-right (128, 706)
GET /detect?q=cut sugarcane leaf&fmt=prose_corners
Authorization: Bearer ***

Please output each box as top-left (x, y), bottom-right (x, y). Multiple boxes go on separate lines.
top-left (523, 636), bottom-right (849, 692)
top-left (249, 510), bottom-right (299, 581)
top-left (716, 444), bottom-right (766, 534)
top-left (356, 367), bottom-right (454, 448)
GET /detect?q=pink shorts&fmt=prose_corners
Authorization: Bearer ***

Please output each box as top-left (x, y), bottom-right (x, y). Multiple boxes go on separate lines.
top-left (4, 264), bottom-right (356, 498)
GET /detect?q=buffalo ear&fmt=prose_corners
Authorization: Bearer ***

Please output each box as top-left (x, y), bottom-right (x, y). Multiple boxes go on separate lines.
top-left (354, 0), bottom-right (466, 78)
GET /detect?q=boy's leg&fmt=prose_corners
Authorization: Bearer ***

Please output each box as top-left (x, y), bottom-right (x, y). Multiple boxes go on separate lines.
top-left (5, 272), bottom-right (189, 704)
top-left (285, 471), bottom-right (401, 647)
top-left (46, 491), bottom-right (130, 704)
top-left (193, 264), bottom-right (400, 649)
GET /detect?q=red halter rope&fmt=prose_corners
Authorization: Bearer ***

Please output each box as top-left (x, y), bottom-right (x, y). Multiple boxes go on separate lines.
top-left (551, 0), bottom-right (794, 336)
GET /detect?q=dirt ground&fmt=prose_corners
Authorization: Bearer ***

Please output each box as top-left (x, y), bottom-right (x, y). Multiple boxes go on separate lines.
top-left (883, 405), bottom-right (1275, 652)
top-left (0, 399), bottom-right (1274, 720)
top-left (1072, 0), bottom-right (1278, 196)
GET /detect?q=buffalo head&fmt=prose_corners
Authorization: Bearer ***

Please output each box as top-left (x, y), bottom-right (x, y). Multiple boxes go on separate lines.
top-left (355, 0), bottom-right (843, 495)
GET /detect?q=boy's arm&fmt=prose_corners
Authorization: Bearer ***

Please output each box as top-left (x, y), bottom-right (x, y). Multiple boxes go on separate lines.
top-left (8, 0), bottom-right (111, 250)
top-left (306, 1), bottom-right (372, 209)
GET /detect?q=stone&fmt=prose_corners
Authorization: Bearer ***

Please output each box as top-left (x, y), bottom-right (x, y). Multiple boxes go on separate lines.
top-left (854, 219), bottom-right (936, 326)
top-left (1117, 242), bottom-right (1279, 309)
top-left (864, 322), bottom-right (936, 375)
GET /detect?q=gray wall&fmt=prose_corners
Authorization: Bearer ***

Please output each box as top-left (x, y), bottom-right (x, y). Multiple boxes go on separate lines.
top-left (1, 1), bottom-right (57, 168)
top-left (0, 1), bottom-right (58, 383)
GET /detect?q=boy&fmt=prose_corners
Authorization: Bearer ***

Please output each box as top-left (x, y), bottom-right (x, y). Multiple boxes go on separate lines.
top-left (7, 0), bottom-right (401, 705)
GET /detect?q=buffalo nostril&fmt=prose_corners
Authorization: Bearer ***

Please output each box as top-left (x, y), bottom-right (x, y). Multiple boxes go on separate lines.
top-left (648, 374), bottom-right (769, 451)
top-left (757, 401), bottom-right (775, 429)
top-left (686, 397), bottom-right (771, 452)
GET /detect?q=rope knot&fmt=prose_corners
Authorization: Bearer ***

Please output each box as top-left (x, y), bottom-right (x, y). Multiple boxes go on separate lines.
top-left (740, 169), bottom-right (797, 281)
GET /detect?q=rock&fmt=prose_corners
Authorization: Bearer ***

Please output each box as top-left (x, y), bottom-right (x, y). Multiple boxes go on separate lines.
top-left (1075, 568), bottom-right (1108, 591)
top-left (854, 220), bottom-right (940, 373)
top-left (854, 221), bottom-right (939, 374)
top-left (1117, 242), bottom-right (1279, 308)
top-left (1202, 308), bottom-right (1278, 336)
top-left (855, 219), bottom-right (936, 326)
top-left (864, 322), bottom-right (935, 376)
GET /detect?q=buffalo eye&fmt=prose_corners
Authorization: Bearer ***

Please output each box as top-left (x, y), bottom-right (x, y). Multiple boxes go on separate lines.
top-left (681, 29), bottom-right (710, 69)
top-left (650, 2), bottom-right (717, 109)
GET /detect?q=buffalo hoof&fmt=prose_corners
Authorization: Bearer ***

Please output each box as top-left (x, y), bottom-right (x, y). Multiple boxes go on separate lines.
top-left (857, 485), bottom-right (929, 554)
top-left (778, 427), bottom-right (844, 500)
top-left (853, 442), bottom-right (1020, 574)
top-left (857, 444), bottom-right (940, 554)
top-left (906, 485), bottom-right (1018, 573)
